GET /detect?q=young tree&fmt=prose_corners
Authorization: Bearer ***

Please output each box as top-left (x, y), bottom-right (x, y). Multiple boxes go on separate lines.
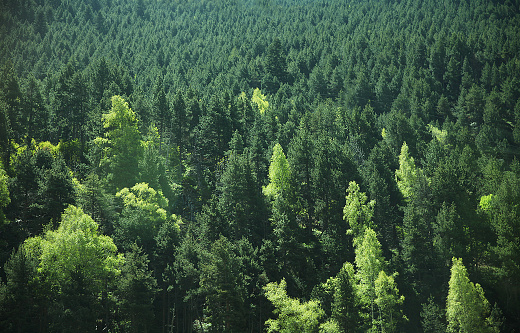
top-left (446, 258), bottom-right (496, 333)
top-left (374, 271), bottom-right (406, 332)
top-left (395, 142), bottom-right (420, 201)
top-left (355, 228), bottom-right (385, 330)
top-left (263, 143), bottom-right (292, 199)
top-left (421, 296), bottom-right (446, 333)
top-left (343, 181), bottom-right (375, 240)
top-left (95, 95), bottom-right (142, 192)
top-left (354, 228), bottom-right (406, 332)
top-left (23, 205), bottom-right (123, 332)
top-left (264, 278), bottom-right (324, 333)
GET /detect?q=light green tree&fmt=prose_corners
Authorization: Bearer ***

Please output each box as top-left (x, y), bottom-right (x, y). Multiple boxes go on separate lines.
top-left (114, 183), bottom-right (179, 252)
top-left (0, 160), bottom-right (9, 225)
top-left (374, 271), bottom-right (405, 332)
top-left (354, 228), bottom-right (406, 332)
top-left (395, 142), bottom-right (420, 200)
top-left (95, 95), bottom-right (143, 191)
top-left (355, 228), bottom-right (385, 330)
top-left (263, 143), bottom-right (292, 199)
top-left (343, 181), bottom-right (376, 240)
top-left (23, 205), bottom-right (123, 332)
top-left (446, 257), bottom-right (497, 333)
top-left (264, 278), bottom-right (324, 333)
top-left (252, 88), bottom-right (269, 114)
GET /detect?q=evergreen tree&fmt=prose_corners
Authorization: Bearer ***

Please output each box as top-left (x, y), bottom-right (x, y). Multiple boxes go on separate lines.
top-left (116, 243), bottom-right (158, 333)
top-left (0, 245), bottom-right (40, 332)
top-left (200, 236), bottom-right (247, 332)
top-left (331, 262), bottom-right (361, 333)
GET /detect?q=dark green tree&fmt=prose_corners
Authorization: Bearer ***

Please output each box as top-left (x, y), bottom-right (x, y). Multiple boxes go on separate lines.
top-left (200, 236), bottom-right (247, 332)
top-left (116, 243), bottom-right (158, 333)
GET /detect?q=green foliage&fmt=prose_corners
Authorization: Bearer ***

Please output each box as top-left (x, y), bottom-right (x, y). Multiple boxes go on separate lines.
top-left (96, 95), bottom-right (142, 191)
top-left (263, 143), bottom-right (292, 199)
top-left (478, 194), bottom-right (494, 213)
top-left (115, 182), bottom-right (178, 252)
top-left (2, 0), bottom-right (520, 330)
top-left (331, 262), bottom-right (361, 333)
top-left (374, 271), bottom-right (406, 332)
top-left (354, 227), bottom-right (405, 332)
top-left (264, 278), bottom-right (324, 333)
top-left (252, 88), bottom-right (269, 115)
top-left (116, 243), bottom-right (158, 333)
top-left (0, 245), bottom-right (39, 332)
top-left (0, 161), bottom-right (9, 224)
top-left (395, 142), bottom-right (421, 200)
top-left (421, 296), bottom-right (446, 333)
top-left (446, 258), bottom-right (495, 333)
top-left (200, 236), bottom-right (247, 332)
top-left (24, 205), bottom-right (123, 332)
top-left (355, 228), bottom-right (385, 329)
top-left (343, 181), bottom-right (375, 240)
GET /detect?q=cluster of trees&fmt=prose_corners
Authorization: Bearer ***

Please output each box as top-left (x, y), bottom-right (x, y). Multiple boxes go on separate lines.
top-left (1, 0), bottom-right (520, 331)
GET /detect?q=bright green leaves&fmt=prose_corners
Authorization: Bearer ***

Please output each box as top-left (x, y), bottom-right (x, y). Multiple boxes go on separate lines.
top-left (0, 161), bottom-right (9, 208)
top-left (116, 182), bottom-right (169, 222)
top-left (447, 258), bottom-right (496, 333)
top-left (263, 143), bottom-right (292, 199)
top-left (264, 278), bottom-right (324, 333)
top-left (478, 194), bottom-right (494, 212)
top-left (374, 271), bottom-right (405, 333)
top-left (96, 95), bottom-right (143, 191)
top-left (428, 124), bottom-right (448, 144)
top-left (102, 95), bottom-right (138, 131)
top-left (355, 228), bottom-right (385, 322)
top-left (252, 88), bottom-right (269, 115)
top-left (22, 205), bottom-right (122, 330)
top-left (30, 205), bottom-right (122, 291)
top-left (115, 183), bottom-right (180, 252)
top-left (342, 181), bottom-right (405, 332)
top-left (0, 160), bottom-right (9, 224)
top-left (343, 181), bottom-right (375, 240)
top-left (395, 142), bottom-right (419, 200)
top-left (354, 228), bottom-right (406, 332)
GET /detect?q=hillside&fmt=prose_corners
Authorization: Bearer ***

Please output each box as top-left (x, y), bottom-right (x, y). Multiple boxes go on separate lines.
top-left (1, 0), bottom-right (520, 331)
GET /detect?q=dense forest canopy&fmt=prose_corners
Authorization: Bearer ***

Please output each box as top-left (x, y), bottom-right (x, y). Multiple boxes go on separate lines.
top-left (1, 0), bottom-right (520, 331)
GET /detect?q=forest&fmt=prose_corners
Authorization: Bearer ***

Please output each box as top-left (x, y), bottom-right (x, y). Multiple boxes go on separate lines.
top-left (0, 0), bottom-right (519, 331)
